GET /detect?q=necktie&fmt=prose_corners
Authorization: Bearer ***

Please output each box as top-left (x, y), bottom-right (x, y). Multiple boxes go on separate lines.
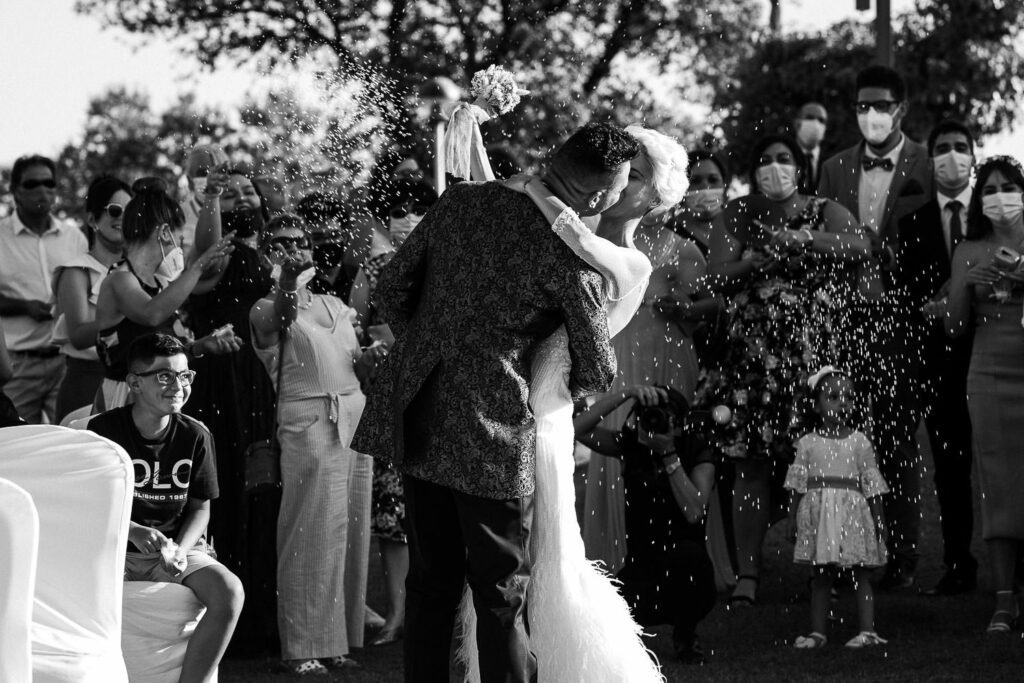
top-left (947, 200), bottom-right (963, 257)
top-left (862, 156), bottom-right (894, 172)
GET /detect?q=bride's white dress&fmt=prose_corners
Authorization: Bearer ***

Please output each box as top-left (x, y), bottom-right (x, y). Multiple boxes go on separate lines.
top-left (455, 210), bottom-right (664, 682)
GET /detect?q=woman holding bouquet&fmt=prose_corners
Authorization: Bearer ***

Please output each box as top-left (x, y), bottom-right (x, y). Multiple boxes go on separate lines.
top-left (696, 134), bottom-right (870, 606)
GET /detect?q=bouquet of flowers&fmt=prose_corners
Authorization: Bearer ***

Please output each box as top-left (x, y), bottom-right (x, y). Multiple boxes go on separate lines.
top-left (469, 65), bottom-right (530, 116)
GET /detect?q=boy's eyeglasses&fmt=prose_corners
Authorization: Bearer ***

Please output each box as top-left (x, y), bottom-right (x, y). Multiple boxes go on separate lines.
top-left (21, 178), bottom-right (56, 190)
top-left (134, 369), bottom-right (197, 386)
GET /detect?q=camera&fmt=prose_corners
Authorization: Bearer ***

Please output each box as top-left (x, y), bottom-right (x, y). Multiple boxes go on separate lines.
top-left (637, 404), bottom-right (676, 434)
top-left (993, 246), bottom-right (1022, 272)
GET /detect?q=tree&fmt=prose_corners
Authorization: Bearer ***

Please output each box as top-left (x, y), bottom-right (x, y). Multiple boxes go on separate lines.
top-left (715, 0), bottom-right (1024, 179)
top-left (75, 0), bottom-right (765, 166)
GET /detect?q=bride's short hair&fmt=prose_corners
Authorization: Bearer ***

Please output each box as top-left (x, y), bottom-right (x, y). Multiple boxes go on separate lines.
top-left (625, 126), bottom-right (689, 213)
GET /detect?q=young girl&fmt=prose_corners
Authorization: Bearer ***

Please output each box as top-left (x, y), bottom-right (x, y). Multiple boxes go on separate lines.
top-left (786, 366), bottom-right (890, 649)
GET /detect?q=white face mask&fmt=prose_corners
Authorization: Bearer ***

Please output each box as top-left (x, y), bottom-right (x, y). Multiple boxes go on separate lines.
top-left (982, 192), bottom-right (1024, 228)
top-left (857, 110), bottom-right (895, 146)
top-left (389, 214), bottom-right (422, 240)
top-left (190, 176), bottom-right (208, 195)
top-left (270, 264), bottom-right (317, 289)
top-left (155, 243), bottom-right (185, 283)
top-left (932, 151), bottom-right (972, 189)
top-left (755, 163), bottom-right (798, 201)
top-left (796, 119), bottom-right (826, 148)
top-left (685, 188), bottom-right (724, 218)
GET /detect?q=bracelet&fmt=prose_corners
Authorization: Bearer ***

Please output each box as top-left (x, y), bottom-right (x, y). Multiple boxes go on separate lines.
top-left (800, 228), bottom-right (815, 245)
top-left (279, 286), bottom-right (297, 294)
top-left (664, 458), bottom-right (682, 476)
top-left (189, 341), bottom-right (205, 359)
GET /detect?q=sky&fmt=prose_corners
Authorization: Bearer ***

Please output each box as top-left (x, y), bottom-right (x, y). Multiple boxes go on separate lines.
top-left (0, 0), bottom-right (1019, 166)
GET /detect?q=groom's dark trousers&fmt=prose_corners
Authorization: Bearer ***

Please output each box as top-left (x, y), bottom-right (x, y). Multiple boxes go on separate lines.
top-left (403, 475), bottom-right (537, 683)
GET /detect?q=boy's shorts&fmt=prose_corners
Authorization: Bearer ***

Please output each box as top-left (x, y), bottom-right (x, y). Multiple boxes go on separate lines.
top-left (124, 540), bottom-right (220, 584)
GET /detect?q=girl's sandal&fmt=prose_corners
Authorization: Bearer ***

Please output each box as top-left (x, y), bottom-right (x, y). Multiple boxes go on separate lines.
top-left (793, 632), bottom-right (828, 649)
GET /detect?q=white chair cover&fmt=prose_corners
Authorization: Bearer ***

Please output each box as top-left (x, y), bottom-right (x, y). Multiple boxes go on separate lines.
top-left (0, 425), bottom-right (133, 683)
top-left (121, 582), bottom-right (212, 683)
top-left (0, 477), bottom-right (39, 683)
top-left (59, 404), bottom-right (94, 428)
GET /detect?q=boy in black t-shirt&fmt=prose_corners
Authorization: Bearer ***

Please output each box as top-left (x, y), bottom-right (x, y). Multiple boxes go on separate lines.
top-left (574, 384), bottom-right (718, 664)
top-left (89, 333), bottom-right (243, 681)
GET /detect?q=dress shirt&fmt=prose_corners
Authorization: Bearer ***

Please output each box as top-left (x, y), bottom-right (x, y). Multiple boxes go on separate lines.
top-left (937, 186), bottom-right (972, 259)
top-left (858, 134), bottom-right (905, 232)
top-left (0, 211), bottom-right (87, 350)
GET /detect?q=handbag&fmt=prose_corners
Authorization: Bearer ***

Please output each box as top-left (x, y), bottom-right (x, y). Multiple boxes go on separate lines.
top-left (244, 328), bottom-right (287, 492)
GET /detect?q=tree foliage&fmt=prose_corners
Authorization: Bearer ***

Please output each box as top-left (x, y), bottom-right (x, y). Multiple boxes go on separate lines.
top-left (74, 0), bottom-right (765, 166)
top-left (715, 0), bottom-right (1024, 179)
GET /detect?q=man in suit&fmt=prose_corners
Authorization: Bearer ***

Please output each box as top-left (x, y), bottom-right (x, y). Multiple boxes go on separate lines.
top-left (353, 123), bottom-right (637, 683)
top-left (794, 101), bottom-right (828, 194)
top-left (897, 120), bottom-right (977, 595)
top-left (818, 65), bottom-right (933, 590)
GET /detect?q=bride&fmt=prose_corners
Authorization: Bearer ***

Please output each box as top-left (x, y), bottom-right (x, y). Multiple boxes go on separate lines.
top-left (456, 126), bottom-right (690, 682)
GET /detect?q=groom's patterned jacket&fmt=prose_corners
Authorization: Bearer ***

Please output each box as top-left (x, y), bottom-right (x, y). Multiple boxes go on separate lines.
top-left (352, 181), bottom-right (615, 499)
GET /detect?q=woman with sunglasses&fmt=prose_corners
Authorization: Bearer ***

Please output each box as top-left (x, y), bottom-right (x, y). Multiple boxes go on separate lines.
top-left (51, 176), bottom-right (132, 421)
top-left (250, 214), bottom-right (379, 675)
top-left (94, 186), bottom-right (236, 412)
top-left (347, 177), bottom-right (436, 647)
top-left (182, 165), bottom-right (279, 652)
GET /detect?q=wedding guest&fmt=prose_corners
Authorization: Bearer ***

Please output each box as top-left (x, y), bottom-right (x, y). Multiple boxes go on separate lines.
top-left (94, 186), bottom-right (236, 411)
top-left (254, 175), bottom-right (290, 216)
top-left (818, 65), bottom-right (933, 590)
top-left (89, 333), bottom-right (244, 681)
top-left (945, 155), bottom-right (1024, 633)
top-left (669, 149), bottom-right (730, 256)
top-left (0, 155), bottom-right (87, 423)
top-left (250, 215), bottom-right (378, 675)
top-left (0, 321), bottom-right (22, 427)
top-left (180, 143), bottom-right (230, 252)
top-left (348, 178), bottom-right (437, 647)
top-left (897, 119), bottom-right (977, 595)
top-left (793, 102), bottom-right (828, 194)
top-left (297, 192), bottom-right (355, 301)
top-left (698, 134), bottom-right (869, 606)
top-left (184, 165), bottom-right (278, 651)
top-left (52, 176), bottom-right (131, 421)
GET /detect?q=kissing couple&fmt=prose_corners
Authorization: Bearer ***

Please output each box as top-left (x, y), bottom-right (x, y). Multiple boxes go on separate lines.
top-left (353, 121), bottom-right (690, 682)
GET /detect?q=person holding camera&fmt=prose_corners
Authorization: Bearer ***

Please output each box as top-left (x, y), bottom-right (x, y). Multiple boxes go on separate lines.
top-left (945, 155), bottom-right (1024, 633)
top-left (574, 384), bottom-right (718, 664)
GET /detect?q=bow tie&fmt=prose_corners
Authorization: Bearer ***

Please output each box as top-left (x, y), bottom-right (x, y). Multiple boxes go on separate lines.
top-left (862, 156), bottom-right (895, 172)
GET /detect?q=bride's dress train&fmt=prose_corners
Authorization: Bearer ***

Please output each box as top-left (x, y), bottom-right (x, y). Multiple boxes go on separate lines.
top-left (454, 210), bottom-right (663, 682)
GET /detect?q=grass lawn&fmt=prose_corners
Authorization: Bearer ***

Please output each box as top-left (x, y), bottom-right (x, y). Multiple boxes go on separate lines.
top-left (221, 429), bottom-right (1024, 681)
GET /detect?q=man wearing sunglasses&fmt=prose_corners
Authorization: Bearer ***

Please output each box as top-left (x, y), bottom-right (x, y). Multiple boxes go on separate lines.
top-left (818, 66), bottom-right (933, 592)
top-left (0, 154), bottom-right (88, 424)
top-left (88, 332), bottom-right (243, 681)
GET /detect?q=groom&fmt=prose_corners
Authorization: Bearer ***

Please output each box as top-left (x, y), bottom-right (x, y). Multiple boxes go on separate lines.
top-left (353, 122), bottom-right (639, 682)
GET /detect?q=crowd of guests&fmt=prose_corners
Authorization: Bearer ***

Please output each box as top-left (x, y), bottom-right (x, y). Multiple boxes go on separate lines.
top-left (1, 61), bottom-right (1023, 674)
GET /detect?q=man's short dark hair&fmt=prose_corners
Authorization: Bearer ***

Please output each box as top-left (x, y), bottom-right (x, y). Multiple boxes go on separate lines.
top-left (551, 123), bottom-right (640, 187)
top-left (126, 333), bottom-right (187, 373)
top-left (855, 65), bottom-right (906, 102)
top-left (927, 119), bottom-right (975, 156)
top-left (10, 155), bottom-right (56, 192)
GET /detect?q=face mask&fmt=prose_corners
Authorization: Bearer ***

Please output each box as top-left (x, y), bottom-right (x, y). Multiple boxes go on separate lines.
top-left (982, 192), bottom-right (1024, 227)
top-left (270, 264), bottom-right (317, 289)
top-left (857, 110), bottom-right (895, 146)
top-left (190, 176), bottom-right (208, 195)
top-left (685, 188), bottom-right (724, 218)
top-left (932, 151), bottom-right (972, 189)
top-left (388, 214), bottom-right (422, 237)
top-left (796, 119), bottom-right (826, 148)
top-left (755, 163), bottom-right (798, 201)
top-left (156, 243), bottom-right (185, 283)
top-left (222, 207), bottom-right (264, 239)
